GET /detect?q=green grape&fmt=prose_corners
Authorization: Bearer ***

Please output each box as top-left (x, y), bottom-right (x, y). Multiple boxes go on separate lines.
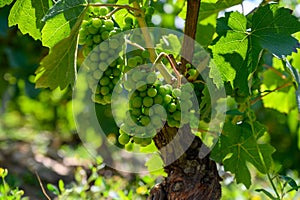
top-left (92, 18), bottom-right (102, 28)
top-left (93, 70), bottom-right (102, 79)
top-left (141, 50), bottom-right (150, 59)
top-left (139, 91), bottom-right (147, 97)
top-left (88, 25), bottom-right (98, 35)
top-left (163, 94), bottom-right (172, 105)
top-left (136, 82), bottom-right (147, 91)
top-left (93, 35), bottom-right (102, 44)
top-left (127, 57), bottom-right (137, 68)
top-left (154, 94), bottom-right (163, 104)
top-left (147, 87), bottom-right (157, 97)
top-left (99, 76), bottom-right (110, 85)
top-left (133, 136), bottom-right (143, 144)
top-left (172, 111), bottom-right (181, 121)
top-left (104, 19), bottom-right (114, 30)
top-left (141, 116), bottom-right (150, 126)
top-left (100, 86), bottom-right (110, 95)
top-left (109, 39), bottom-right (120, 49)
top-left (132, 96), bottom-right (143, 108)
top-left (140, 138), bottom-right (152, 147)
top-left (101, 31), bottom-right (110, 40)
top-left (146, 72), bottom-right (157, 84)
top-left (131, 108), bottom-right (142, 116)
top-left (99, 52), bottom-right (109, 60)
top-left (134, 56), bottom-right (143, 65)
top-left (103, 93), bottom-right (112, 103)
top-left (131, 71), bottom-right (142, 82)
top-left (104, 68), bottom-right (112, 76)
top-left (99, 7), bottom-right (109, 15)
top-left (172, 88), bottom-right (181, 98)
top-left (98, 62), bottom-right (107, 71)
top-left (99, 42), bottom-right (109, 51)
top-left (144, 107), bottom-right (150, 115)
top-left (168, 103), bottom-right (177, 113)
top-left (118, 133), bottom-right (130, 145)
top-left (113, 68), bottom-right (121, 76)
top-left (143, 96), bottom-right (153, 107)
top-left (124, 17), bottom-right (133, 25)
top-left (125, 142), bottom-right (134, 151)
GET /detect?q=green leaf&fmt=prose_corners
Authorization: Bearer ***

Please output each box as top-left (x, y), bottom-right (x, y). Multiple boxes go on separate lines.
top-left (261, 59), bottom-right (296, 113)
top-left (0, 0), bottom-right (13, 8)
top-left (42, 0), bottom-right (87, 21)
top-left (35, 9), bottom-right (86, 89)
top-left (199, 0), bottom-right (243, 21)
top-left (196, 13), bottom-right (217, 47)
top-left (210, 12), bottom-right (248, 90)
top-left (41, 0), bottom-right (87, 47)
top-left (255, 189), bottom-right (277, 199)
top-left (251, 4), bottom-right (300, 57)
top-left (211, 122), bottom-right (275, 188)
top-left (279, 175), bottom-right (298, 191)
top-left (8, 0), bottom-right (53, 40)
top-left (156, 34), bottom-right (182, 56)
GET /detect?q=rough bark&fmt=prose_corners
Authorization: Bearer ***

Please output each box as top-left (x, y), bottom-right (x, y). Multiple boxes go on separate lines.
top-left (149, 0), bottom-right (222, 199)
top-left (148, 125), bottom-right (221, 200)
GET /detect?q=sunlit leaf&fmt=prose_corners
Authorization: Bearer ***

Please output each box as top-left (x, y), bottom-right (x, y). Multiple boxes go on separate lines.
top-left (35, 10), bottom-right (86, 89)
top-left (41, 0), bottom-right (87, 47)
top-left (8, 0), bottom-right (53, 40)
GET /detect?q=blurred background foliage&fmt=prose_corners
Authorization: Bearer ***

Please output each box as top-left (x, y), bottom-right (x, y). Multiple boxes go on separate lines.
top-left (1, 0), bottom-right (300, 199)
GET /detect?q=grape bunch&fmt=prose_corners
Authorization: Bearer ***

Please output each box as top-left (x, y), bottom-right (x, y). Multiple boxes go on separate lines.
top-left (118, 80), bottom-right (196, 147)
top-left (79, 6), bottom-right (126, 105)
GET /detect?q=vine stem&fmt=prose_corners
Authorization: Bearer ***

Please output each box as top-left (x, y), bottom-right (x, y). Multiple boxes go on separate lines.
top-left (251, 82), bottom-right (293, 105)
top-left (153, 52), bottom-right (182, 86)
top-left (246, 102), bottom-right (281, 199)
top-left (132, 1), bottom-right (175, 84)
top-left (88, 3), bottom-right (140, 12)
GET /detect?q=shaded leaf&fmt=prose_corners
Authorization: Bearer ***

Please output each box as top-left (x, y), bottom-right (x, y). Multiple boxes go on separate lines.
top-left (251, 4), bottom-right (300, 57)
top-left (0, 0), bottom-right (13, 8)
top-left (35, 10), bottom-right (86, 89)
top-left (42, 0), bottom-right (87, 21)
top-left (41, 0), bottom-right (87, 47)
top-left (8, 0), bottom-right (53, 40)
top-left (199, 0), bottom-right (243, 21)
top-left (279, 175), bottom-right (298, 191)
top-left (211, 122), bottom-right (275, 188)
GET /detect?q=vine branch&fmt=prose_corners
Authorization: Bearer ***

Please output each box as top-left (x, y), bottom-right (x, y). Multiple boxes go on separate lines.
top-left (132, 1), bottom-right (175, 84)
top-left (180, 0), bottom-right (201, 74)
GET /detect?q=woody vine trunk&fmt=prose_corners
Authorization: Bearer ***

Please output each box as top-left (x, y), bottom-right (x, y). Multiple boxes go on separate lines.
top-left (148, 0), bottom-right (222, 199)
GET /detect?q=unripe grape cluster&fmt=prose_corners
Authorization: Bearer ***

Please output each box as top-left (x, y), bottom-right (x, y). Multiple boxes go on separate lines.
top-left (79, 6), bottom-right (125, 105)
top-left (78, 6), bottom-right (199, 148)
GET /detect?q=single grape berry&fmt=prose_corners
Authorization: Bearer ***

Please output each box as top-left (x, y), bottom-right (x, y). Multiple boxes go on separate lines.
top-left (118, 133), bottom-right (130, 145)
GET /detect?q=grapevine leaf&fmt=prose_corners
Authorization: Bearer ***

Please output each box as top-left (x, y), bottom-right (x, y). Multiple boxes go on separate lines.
top-left (156, 34), bottom-right (182, 55)
top-left (261, 60), bottom-right (296, 114)
top-left (35, 10), bottom-right (85, 89)
top-left (199, 0), bottom-right (243, 21)
top-left (251, 4), bottom-right (300, 57)
top-left (41, 0), bottom-right (87, 47)
top-left (8, 0), bottom-right (53, 40)
top-left (0, 0), bottom-right (13, 8)
top-left (210, 12), bottom-right (248, 90)
top-left (279, 175), bottom-right (298, 191)
top-left (196, 13), bottom-right (217, 47)
top-left (42, 0), bottom-right (87, 21)
top-left (211, 122), bottom-right (275, 188)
